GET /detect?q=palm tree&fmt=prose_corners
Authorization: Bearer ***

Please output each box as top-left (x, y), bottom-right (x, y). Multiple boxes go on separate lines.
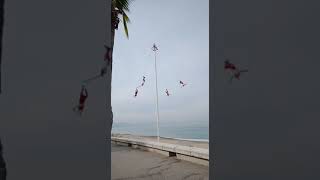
top-left (112, 0), bottom-right (131, 41)
top-left (107, 0), bottom-right (132, 128)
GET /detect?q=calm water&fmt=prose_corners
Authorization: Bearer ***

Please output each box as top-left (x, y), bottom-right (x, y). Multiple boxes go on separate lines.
top-left (112, 121), bottom-right (209, 140)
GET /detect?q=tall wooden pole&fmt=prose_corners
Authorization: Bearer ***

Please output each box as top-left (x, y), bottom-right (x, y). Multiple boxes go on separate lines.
top-left (152, 43), bottom-right (160, 142)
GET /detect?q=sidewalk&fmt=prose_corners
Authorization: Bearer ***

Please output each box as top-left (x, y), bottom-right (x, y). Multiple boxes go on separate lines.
top-left (112, 143), bottom-right (209, 180)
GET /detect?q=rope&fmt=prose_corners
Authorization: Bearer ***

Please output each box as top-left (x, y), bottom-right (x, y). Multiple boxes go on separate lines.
top-left (82, 74), bottom-right (102, 84)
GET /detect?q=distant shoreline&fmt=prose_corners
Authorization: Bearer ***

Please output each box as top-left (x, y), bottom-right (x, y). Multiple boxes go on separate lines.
top-left (161, 136), bottom-right (209, 142)
top-left (112, 133), bottom-right (209, 150)
top-left (112, 133), bottom-right (208, 142)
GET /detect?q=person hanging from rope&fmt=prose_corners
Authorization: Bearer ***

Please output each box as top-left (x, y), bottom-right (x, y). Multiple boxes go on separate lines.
top-left (133, 88), bottom-right (139, 98)
top-left (80, 45), bottom-right (111, 82)
top-left (104, 45), bottom-right (113, 66)
top-left (136, 76), bottom-right (146, 89)
top-left (224, 59), bottom-right (248, 83)
top-left (179, 80), bottom-right (187, 87)
top-left (100, 66), bottom-right (107, 77)
top-left (73, 85), bottom-right (89, 115)
top-left (141, 76), bottom-right (146, 86)
top-left (224, 59), bottom-right (237, 71)
top-left (165, 89), bottom-right (170, 96)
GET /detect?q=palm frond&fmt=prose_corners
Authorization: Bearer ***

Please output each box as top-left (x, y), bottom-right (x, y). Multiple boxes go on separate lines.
top-left (112, 0), bottom-right (132, 38)
top-left (112, 0), bottom-right (132, 12)
top-left (122, 13), bottom-right (129, 38)
top-left (122, 11), bottom-right (130, 23)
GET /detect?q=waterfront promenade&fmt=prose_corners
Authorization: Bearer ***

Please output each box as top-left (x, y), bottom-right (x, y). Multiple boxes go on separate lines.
top-left (111, 134), bottom-right (209, 180)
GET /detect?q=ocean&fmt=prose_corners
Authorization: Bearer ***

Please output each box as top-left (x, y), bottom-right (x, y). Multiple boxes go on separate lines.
top-left (112, 121), bottom-right (209, 141)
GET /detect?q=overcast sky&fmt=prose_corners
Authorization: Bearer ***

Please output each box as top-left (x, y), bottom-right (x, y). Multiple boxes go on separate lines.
top-left (112, 0), bottom-right (209, 124)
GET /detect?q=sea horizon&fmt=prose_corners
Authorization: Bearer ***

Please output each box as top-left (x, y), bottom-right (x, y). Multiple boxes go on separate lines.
top-left (112, 120), bottom-right (209, 140)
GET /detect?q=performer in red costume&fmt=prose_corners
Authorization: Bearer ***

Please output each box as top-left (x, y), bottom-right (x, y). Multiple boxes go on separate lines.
top-left (104, 45), bottom-right (113, 69)
top-left (224, 59), bottom-right (237, 71)
top-left (73, 85), bottom-right (88, 115)
top-left (225, 59), bottom-right (248, 83)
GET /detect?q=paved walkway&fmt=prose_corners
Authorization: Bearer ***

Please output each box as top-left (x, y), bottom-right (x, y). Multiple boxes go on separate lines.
top-left (112, 143), bottom-right (209, 180)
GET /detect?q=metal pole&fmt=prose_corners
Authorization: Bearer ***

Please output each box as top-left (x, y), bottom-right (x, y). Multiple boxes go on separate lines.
top-left (152, 44), bottom-right (160, 143)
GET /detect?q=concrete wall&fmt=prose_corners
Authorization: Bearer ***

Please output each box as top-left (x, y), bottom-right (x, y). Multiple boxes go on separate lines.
top-left (212, 1), bottom-right (320, 179)
top-left (0, 0), bottom-right (111, 179)
top-left (111, 137), bottom-right (209, 166)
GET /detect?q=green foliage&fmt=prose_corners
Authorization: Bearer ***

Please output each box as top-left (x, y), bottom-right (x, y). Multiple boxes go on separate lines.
top-left (112, 0), bottom-right (132, 38)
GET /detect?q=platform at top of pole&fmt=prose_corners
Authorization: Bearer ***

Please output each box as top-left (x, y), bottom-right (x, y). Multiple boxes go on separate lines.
top-left (152, 43), bottom-right (158, 51)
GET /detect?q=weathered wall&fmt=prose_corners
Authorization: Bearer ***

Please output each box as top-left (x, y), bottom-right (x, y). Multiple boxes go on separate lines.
top-left (212, 1), bottom-right (320, 179)
top-left (0, 0), bottom-right (111, 179)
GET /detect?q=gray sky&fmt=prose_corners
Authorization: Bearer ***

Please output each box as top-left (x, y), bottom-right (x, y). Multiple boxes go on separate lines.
top-left (112, 0), bottom-right (209, 124)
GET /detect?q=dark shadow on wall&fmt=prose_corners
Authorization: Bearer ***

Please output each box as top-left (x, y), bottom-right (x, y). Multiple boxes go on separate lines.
top-left (0, 0), bottom-right (6, 179)
top-left (0, 139), bottom-right (7, 180)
